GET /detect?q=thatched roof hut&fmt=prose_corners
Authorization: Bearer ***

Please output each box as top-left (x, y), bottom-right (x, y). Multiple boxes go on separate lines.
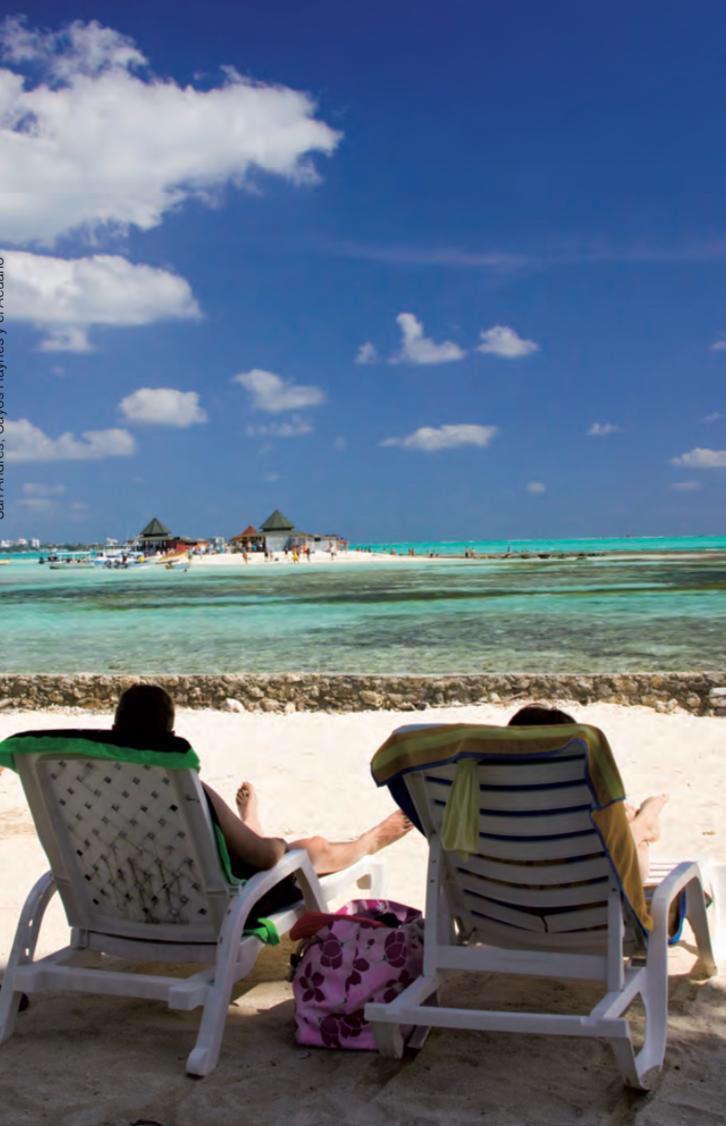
top-left (259, 509), bottom-right (295, 533)
top-left (230, 524), bottom-right (259, 542)
top-left (140, 517), bottom-right (171, 538)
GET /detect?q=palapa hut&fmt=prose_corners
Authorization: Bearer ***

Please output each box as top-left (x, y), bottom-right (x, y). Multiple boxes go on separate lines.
top-left (259, 509), bottom-right (295, 553)
top-left (229, 524), bottom-right (264, 553)
top-left (136, 517), bottom-right (175, 554)
top-left (135, 517), bottom-right (205, 556)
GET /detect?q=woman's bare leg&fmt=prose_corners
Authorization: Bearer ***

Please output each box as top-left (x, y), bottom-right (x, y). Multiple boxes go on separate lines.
top-left (236, 781), bottom-right (263, 835)
top-left (203, 782), bottom-right (286, 871)
top-left (290, 810), bottom-right (412, 876)
top-left (629, 794), bottom-right (669, 883)
top-left (230, 780), bottom-right (411, 876)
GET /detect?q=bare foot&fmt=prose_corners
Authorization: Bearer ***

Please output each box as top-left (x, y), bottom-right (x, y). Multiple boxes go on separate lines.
top-left (367, 810), bottom-right (413, 855)
top-left (632, 794), bottom-right (668, 844)
top-left (236, 781), bottom-right (263, 835)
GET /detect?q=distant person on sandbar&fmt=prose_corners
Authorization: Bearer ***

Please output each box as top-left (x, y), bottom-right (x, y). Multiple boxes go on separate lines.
top-left (508, 704), bottom-right (668, 882)
top-left (113, 685), bottom-right (412, 884)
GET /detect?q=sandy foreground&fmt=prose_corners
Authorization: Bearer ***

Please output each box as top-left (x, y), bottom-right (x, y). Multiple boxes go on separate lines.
top-left (0, 701), bottom-right (724, 1126)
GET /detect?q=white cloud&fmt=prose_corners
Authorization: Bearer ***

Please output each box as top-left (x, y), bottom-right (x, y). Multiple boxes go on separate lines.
top-left (18, 497), bottom-right (54, 511)
top-left (6, 418), bottom-right (136, 462)
top-left (477, 325), bottom-right (539, 359)
top-left (0, 16), bottom-right (146, 76)
top-left (670, 480), bottom-right (703, 491)
top-left (6, 250), bottom-right (200, 351)
top-left (0, 17), bottom-right (340, 244)
top-left (263, 471), bottom-right (281, 482)
top-left (710, 338), bottom-right (726, 351)
top-left (381, 424), bottom-right (498, 452)
top-left (390, 313), bottom-right (465, 365)
top-left (587, 422), bottom-right (621, 437)
top-left (119, 388), bottom-right (207, 427)
top-left (22, 482), bottom-right (67, 496)
top-left (39, 327), bottom-right (95, 353)
top-left (333, 436), bottom-right (347, 451)
top-left (19, 482), bottom-right (68, 510)
top-left (704, 412), bottom-right (723, 423)
top-left (670, 447), bottom-right (726, 468)
top-left (233, 368), bottom-right (325, 413)
top-left (245, 416), bottom-right (313, 438)
top-left (334, 237), bottom-right (726, 271)
top-left (526, 481), bottom-right (546, 494)
top-left (355, 341), bottom-right (379, 365)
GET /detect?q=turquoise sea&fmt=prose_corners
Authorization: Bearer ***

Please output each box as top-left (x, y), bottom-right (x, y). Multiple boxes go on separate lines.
top-left (358, 535), bottom-right (726, 556)
top-left (1, 537), bottom-right (725, 675)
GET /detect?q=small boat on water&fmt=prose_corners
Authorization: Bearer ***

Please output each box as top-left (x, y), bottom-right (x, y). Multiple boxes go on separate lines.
top-left (153, 550), bottom-right (191, 572)
top-left (94, 550), bottom-right (149, 570)
top-left (47, 552), bottom-right (95, 570)
top-left (41, 548), bottom-right (188, 573)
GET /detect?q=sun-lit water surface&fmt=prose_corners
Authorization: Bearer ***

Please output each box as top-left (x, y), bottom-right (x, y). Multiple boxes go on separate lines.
top-left (1, 547), bottom-right (725, 674)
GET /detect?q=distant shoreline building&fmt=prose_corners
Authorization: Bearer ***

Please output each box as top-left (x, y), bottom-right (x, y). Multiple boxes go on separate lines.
top-left (230, 509), bottom-right (347, 555)
top-left (133, 517), bottom-right (206, 556)
top-left (229, 524), bottom-right (264, 552)
top-left (259, 509), bottom-right (295, 553)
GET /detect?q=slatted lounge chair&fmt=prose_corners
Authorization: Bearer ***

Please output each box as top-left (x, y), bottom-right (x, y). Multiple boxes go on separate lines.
top-left (365, 723), bottom-right (723, 1089)
top-left (0, 729), bottom-right (383, 1077)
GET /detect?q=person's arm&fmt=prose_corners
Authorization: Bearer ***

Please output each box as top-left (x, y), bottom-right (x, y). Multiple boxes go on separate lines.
top-left (203, 784), bottom-right (287, 871)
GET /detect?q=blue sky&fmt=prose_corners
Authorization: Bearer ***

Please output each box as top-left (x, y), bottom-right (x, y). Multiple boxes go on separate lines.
top-left (3, 0), bottom-right (726, 543)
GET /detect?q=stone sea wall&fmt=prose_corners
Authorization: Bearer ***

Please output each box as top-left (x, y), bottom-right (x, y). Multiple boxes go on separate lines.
top-left (0, 672), bottom-right (725, 715)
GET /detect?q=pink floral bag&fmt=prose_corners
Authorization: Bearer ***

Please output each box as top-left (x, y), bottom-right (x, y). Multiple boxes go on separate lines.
top-left (290, 898), bottom-right (424, 1050)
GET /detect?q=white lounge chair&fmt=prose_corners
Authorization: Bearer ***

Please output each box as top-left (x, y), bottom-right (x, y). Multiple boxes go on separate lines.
top-left (365, 723), bottom-right (723, 1089)
top-left (0, 737), bottom-right (383, 1076)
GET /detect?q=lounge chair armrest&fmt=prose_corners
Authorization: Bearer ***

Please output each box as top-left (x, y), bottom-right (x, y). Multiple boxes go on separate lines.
top-left (233, 847), bottom-right (317, 898)
top-left (648, 860), bottom-right (700, 933)
top-left (318, 856), bottom-right (384, 902)
top-left (229, 848), bottom-right (326, 923)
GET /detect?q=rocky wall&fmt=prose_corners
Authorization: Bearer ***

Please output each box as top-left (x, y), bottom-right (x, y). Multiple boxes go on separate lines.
top-left (0, 672), bottom-right (724, 715)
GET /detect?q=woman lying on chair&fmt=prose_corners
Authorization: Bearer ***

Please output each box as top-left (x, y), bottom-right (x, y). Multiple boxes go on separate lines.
top-left (509, 704), bottom-right (668, 883)
top-left (114, 684), bottom-right (411, 885)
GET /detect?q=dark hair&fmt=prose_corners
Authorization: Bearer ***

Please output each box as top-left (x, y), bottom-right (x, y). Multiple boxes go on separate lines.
top-left (113, 684), bottom-right (175, 736)
top-left (508, 704), bottom-right (576, 726)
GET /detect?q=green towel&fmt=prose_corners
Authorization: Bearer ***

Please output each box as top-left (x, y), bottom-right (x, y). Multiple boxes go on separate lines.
top-left (440, 758), bottom-right (480, 858)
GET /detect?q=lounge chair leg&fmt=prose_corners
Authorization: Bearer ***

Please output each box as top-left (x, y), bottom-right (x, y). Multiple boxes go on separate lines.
top-left (629, 930), bottom-right (669, 1088)
top-left (609, 1034), bottom-right (645, 1090)
top-left (0, 985), bottom-right (26, 1044)
top-left (371, 1019), bottom-right (406, 1059)
top-left (406, 1020), bottom-right (433, 1051)
top-left (686, 870), bottom-right (721, 974)
top-left (186, 898), bottom-right (262, 1077)
top-left (186, 979), bottom-right (235, 1077)
top-left (0, 872), bottom-right (56, 1045)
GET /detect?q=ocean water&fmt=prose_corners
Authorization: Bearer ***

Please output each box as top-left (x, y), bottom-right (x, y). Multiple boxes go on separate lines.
top-left (1, 541), bottom-right (725, 675)
top-left (357, 535), bottom-right (726, 555)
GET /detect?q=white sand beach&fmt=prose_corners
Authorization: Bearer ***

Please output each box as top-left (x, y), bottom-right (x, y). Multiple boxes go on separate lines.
top-left (187, 549), bottom-right (441, 567)
top-left (1, 701), bottom-right (724, 1125)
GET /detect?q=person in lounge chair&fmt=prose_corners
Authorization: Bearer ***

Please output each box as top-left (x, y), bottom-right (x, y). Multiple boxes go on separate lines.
top-left (508, 704), bottom-right (667, 882)
top-left (113, 684), bottom-right (411, 883)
